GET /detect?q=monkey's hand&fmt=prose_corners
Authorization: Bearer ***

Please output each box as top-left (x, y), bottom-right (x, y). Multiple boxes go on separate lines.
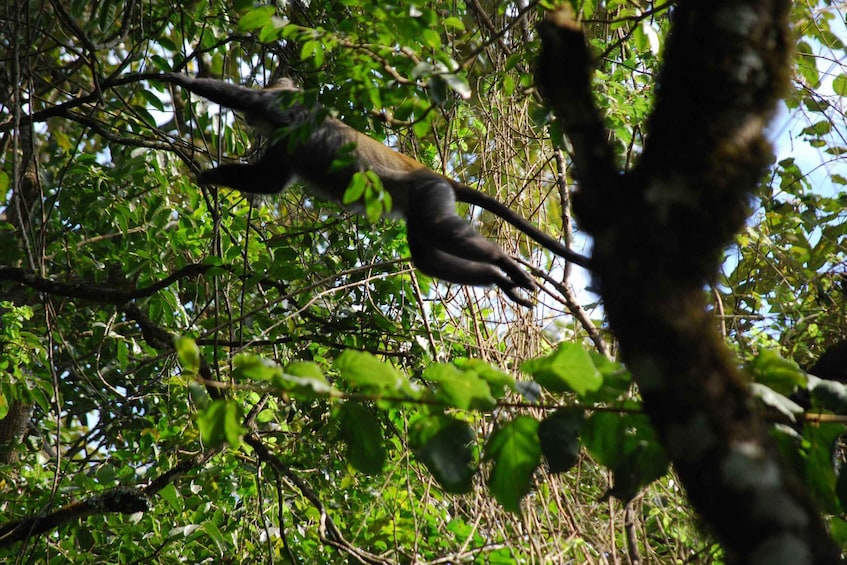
top-left (499, 282), bottom-right (535, 308)
top-left (496, 257), bottom-right (536, 307)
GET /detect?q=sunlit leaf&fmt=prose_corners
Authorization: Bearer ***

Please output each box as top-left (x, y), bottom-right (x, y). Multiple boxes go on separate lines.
top-left (174, 336), bottom-right (201, 374)
top-left (334, 350), bottom-right (413, 396)
top-left (749, 350), bottom-right (807, 395)
top-left (238, 6), bottom-right (275, 31)
top-left (522, 342), bottom-right (603, 396)
top-left (423, 363), bottom-right (495, 410)
top-left (198, 400), bottom-right (246, 448)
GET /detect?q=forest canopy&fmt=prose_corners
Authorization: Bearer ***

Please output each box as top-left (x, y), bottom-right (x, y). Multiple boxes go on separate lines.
top-left (1, 1), bottom-right (846, 563)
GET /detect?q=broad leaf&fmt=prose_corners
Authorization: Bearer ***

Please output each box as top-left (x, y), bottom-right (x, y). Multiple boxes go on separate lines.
top-left (522, 343), bottom-right (603, 396)
top-left (410, 415), bottom-right (476, 493)
top-left (423, 363), bottom-right (496, 410)
top-left (538, 408), bottom-right (585, 474)
top-left (582, 410), bottom-right (668, 501)
top-left (484, 416), bottom-right (542, 513)
top-left (198, 400), bottom-right (246, 448)
top-left (340, 402), bottom-right (386, 475)
top-left (334, 350), bottom-right (412, 396)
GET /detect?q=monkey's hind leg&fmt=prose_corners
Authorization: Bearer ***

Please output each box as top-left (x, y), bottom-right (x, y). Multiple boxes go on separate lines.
top-left (428, 215), bottom-right (536, 291)
top-left (407, 227), bottom-right (533, 307)
top-left (409, 178), bottom-right (535, 294)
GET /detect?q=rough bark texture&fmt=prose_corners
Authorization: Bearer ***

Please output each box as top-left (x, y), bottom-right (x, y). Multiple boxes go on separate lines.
top-left (0, 400), bottom-right (32, 465)
top-left (537, 2), bottom-right (842, 563)
top-left (0, 126), bottom-right (39, 466)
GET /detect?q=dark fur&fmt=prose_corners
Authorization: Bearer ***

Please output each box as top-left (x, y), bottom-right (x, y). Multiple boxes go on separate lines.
top-left (161, 73), bottom-right (590, 305)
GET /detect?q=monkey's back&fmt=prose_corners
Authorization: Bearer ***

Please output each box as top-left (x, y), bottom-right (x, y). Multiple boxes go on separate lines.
top-left (281, 117), bottom-right (434, 215)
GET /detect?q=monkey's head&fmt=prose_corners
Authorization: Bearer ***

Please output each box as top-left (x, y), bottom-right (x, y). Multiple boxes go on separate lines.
top-left (263, 78), bottom-right (301, 92)
top-left (242, 77), bottom-right (310, 132)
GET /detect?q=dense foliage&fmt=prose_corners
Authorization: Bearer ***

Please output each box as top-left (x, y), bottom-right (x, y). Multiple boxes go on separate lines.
top-left (1, 0), bottom-right (845, 563)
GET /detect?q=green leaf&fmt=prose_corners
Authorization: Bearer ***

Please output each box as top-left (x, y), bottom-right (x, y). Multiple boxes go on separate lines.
top-left (423, 363), bottom-right (496, 410)
top-left (484, 416), bottom-right (542, 513)
top-left (343, 171), bottom-right (366, 205)
top-left (584, 352), bottom-right (632, 402)
top-left (258, 18), bottom-right (285, 43)
top-left (202, 521), bottom-right (227, 556)
top-left (832, 73), bottom-right (847, 97)
top-left (134, 105), bottom-right (158, 128)
top-left (522, 342), bottom-right (603, 396)
top-left (238, 6), bottom-right (275, 31)
top-left (410, 415), bottom-right (476, 493)
top-left (420, 28), bottom-right (442, 49)
top-left (582, 410), bottom-right (629, 468)
top-left (582, 410), bottom-right (668, 501)
top-left (801, 120), bottom-right (832, 136)
top-left (301, 39), bottom-right (325, 68)
top-left (502, 74), bottom-right (515, 96)
top-left (334, 350), bottom-right (412, 395)
top-left (381, 183), bottom-right (393, 213)
top-left (233, 354), bottom-right (283, 382)
top-left (413, 114), bottom-right (432, 138)
top-left (749, 349), bottom-right (807, 394)
top-left (340, 402), bottom-right (385, 475)
top-left (366, 169), bottom-right (388, 213)
top-left (808, 375), bottom-right (847, 413)
top-left (235, 356), bottom-right (336, 398)
top-left (345, 169), bottom-right (389, 222)
top-left (802, 422), bottom-right (843, 514)
top-left (538, 408), bottom-right (585, 474)
top-left (158, 483), bottom-right (182, 511)
top-left (198, 399), bottom-right (246, 448)
top-left (139, 89), bottom-right (165, 112)
top-left (836, 469), bottom-right (847, 514)
top-left (829, 517), bottom-right (847, 549)
top-left (442, 16), bottom-right (465, 30)
top-left (274, 372), bottom-right (336, 397)
top-left (750, 383), bottom-right (803, 421)
top-left (174, 336), bottom-right (200, 374)
top-left (285, 361), bottom-right (325, 380)
top-left (797, 41), bottom-right (820, 87)
top-left (456, 358), bottom-right (515, 399)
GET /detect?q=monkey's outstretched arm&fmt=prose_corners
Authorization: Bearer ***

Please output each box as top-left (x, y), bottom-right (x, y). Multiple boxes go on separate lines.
top-left (197, 160), bottom-right (294, 193)
top-left (158, 73), bottom-right (304, 128)
top-left (451, 184), bottom-right (592, 270)
top-left (160, 73), bottom-right (271, 112)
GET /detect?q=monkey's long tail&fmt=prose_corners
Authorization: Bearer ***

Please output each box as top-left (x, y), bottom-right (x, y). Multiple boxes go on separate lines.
top-left (453, 184), bottom-right (592, 269)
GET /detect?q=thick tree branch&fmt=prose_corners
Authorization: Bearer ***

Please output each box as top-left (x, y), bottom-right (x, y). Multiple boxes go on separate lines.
top-left (0, 487), bottom-right (149, 546)
top-left (0, 263), bottom-right (216, 304)
top-left (535, 10), bottom-right (618, 201)
top-left (0, 72), bottom-right (171, 132)
top-left (537, 3), bottom-right (841, 563)
top-left (0, 390), bottom-right (270, 549)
